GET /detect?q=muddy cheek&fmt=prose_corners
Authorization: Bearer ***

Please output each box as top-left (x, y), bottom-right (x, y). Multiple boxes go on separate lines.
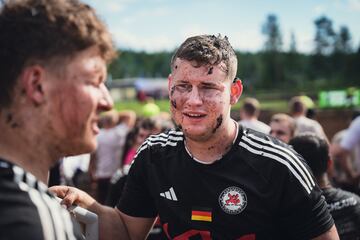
top-left (170, 86), bottom-right (175, 97)
top-left (56, 91), bottom-right (86, 138)
top-left (170, 99), bottom-right (177, 109)
top-left (212, 114), bottom-right (223, 133)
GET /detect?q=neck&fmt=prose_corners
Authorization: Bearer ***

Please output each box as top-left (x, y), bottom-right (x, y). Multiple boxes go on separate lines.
top-left (0, 109), bottom-right (54, 183)
top-left (185, 119), bottom-right (238, 163)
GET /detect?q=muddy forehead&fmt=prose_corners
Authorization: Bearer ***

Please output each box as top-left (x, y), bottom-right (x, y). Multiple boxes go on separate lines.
top-left (173, 58), bottom-right (227, 78)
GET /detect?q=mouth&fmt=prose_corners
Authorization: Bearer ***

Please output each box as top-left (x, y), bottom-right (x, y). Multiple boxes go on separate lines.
top-left (183, 112), bottom-right (207, 119)
top-left (91, 119), bottom-right (100, 134)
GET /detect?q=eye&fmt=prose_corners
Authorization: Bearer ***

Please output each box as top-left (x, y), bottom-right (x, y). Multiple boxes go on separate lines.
top-left (202, 85), bottom-right (216, 90)
top-left (175, 83), bottom-right (191, 92)
top-left (89, 75), bottom-right (104, 87)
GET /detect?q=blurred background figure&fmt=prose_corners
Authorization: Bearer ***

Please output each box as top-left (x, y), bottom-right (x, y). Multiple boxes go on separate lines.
top-left (290, 133), bottom-right (360, 240)
top-left (89, 110), bottom-right (136, 204)
top-left (105, 117), bottom-right (159, 207)
top-left (299, 94), bottom-right (316, 119)
top-left (141, 97), bottom-right (161, 117)
top-left (152, 111), bottom-right (175, 133)
top-left (289, 96), bottom-right (329, 142)
top-left (331, 113), bottom-right (360, 195)
top-left (120, 117), bottom-right (159, 168)
top-left (62, 153), bottom-right (91, 187)
top-left (269, 113), bottom-right (296, 143)
top-left (239, 97), bottom-right (270, 134)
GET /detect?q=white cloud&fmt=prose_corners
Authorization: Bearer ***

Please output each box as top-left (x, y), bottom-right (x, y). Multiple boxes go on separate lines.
top-left (231, 31), bottom-right (264, 52)
top-left (347, 0), bottom-right (360, 11)
top-left (86, 0), bottom-right (135, 14)
top-left (112, 30), bottom-right (175, 52)
top-left (120, 6), bottom-right (170, 24)
top-left (180, 25), bottom-right (208, 40)
top-left (313, 4), bottom-right (327, 15)
top-left (104, 2), bottom-right (125, 13)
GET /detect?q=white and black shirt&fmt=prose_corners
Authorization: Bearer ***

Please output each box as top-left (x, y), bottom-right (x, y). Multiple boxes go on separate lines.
top-left (0, 159), bottom-right (79, 240)
top-left (118, 127), bottom-right (334, 240)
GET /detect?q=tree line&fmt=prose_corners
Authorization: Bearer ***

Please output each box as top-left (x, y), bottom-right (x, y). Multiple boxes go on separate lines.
top-left (108, 15), bottom-right (360, 92)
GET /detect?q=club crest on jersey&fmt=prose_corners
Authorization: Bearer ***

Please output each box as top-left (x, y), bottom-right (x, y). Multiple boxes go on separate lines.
top-left (219, 186), bottom-right (247, 214)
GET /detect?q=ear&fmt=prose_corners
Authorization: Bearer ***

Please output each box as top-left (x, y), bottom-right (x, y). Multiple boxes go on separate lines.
top-left (21, 65), bottom-right (46, 105)
top-left (230, 78), bottom-right (243, 105)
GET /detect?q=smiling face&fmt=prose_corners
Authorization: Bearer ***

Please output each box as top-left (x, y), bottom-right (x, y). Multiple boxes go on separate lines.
top-left (45, 46), bottom-right (113, 155)
top-left (169, 58), bottom-right (235, 142)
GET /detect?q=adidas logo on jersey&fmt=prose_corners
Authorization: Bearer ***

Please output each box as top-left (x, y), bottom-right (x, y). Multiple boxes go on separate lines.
top-left (160, 187), bottom-right (178, 201)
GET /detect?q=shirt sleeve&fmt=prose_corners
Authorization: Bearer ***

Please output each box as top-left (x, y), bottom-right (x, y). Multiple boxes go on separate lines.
top-left (277, 154), bottom-right (334, 239)
top-left (116, 144), bottom-right (158, 218)
top-left (340, 117), bottom-right (360, 151)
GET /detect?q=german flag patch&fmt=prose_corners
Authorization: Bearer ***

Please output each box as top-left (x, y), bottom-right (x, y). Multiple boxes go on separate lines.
top-left (191, 209), bottom-right (212, 222)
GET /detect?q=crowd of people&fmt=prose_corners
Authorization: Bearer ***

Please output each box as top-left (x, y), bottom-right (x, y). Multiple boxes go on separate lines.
top-left (1, 0), bottom-right (360, 239)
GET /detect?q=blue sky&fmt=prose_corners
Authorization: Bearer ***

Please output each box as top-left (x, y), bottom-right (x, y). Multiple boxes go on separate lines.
top-left (84, 0), bottom-right (360, 53)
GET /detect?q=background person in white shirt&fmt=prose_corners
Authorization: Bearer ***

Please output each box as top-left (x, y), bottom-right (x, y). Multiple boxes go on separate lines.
top-left (238, 97), bottom-right (270, 134)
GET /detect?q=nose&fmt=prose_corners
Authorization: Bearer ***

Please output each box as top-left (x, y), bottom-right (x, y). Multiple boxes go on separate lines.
top-left (99, 83), bottom-right (114, 111)
top-left (186, 86), bottom-right (203, 105)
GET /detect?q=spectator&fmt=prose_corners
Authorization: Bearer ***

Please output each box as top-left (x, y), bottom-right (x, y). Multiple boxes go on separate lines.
top-left (0, 0), bottom-right (116, 238)
top-left (105, 117), bottom-right (159, 207)
top-left (299, 94), bottom-right (316, 119)
top-left (269, 113), bottom-right (296, 143)
top-left (89, 110), bottom-right (135, 204)
top-left (289, 96), bottom-right (329, 142)
top-left (331, 115), bottom-right (360, 195)
top-left (142, 98), bottom-right (161, 117)
top-left (238, 97), bottom-right (270, 134)
top-left (290, 133), bottom-right (360, 239)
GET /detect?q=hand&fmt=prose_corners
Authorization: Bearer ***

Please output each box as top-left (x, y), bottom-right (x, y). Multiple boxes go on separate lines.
top-left (49, 186), bottom-right (97, 211)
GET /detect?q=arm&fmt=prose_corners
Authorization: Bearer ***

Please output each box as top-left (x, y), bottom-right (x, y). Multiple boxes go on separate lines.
top-left (49, 186), bottom-right (155, 240)
top-left (331, 143), bottom-right (360, 184)
top-left (312, 225), bottom-right (339, 240)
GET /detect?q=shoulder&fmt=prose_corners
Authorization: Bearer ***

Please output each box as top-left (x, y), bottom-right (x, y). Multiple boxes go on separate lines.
top-left (238, 127), bottom-right (315, 194)
top-left (348, 117), bottom-right (360, 132)
top-left (324, 188), bottom-right (360, 206)
top-left (135, 129), bottom-right (184, 158)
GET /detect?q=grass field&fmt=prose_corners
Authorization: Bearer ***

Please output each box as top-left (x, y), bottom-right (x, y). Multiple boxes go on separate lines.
top-left (114, 98), bottom-right (289, 115)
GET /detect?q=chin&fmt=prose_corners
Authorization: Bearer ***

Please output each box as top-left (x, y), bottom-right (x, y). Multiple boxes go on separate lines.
top-left (73, 139), bottom-right (97, 155)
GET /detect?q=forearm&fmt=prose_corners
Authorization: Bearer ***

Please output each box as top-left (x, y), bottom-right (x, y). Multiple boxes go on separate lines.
top-left (95, 204), bottom-right (130, 240)
top-left (312, 225), bottom-right (339, 240)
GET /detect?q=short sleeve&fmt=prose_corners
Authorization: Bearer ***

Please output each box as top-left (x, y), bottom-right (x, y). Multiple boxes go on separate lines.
top-left (116, 145), bottom-right (158, 218)
top-left (277, 157), bottom-right (334, 239)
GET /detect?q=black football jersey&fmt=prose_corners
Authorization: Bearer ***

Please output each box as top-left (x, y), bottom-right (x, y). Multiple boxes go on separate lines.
top-left (323, 188), bottom-right (360, 240)
top-left (0, 159), bottom-right (78, 240)
top-left (118, 127), bottom-right (334, 240)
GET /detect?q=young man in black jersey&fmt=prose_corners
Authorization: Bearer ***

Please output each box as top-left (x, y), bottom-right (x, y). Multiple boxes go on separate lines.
top-left (52, 35), bottom-right (339, 239)
top-left (0, 0), bottom-right (116, 239)
top-left (290, 133), bottom-right (360, 240)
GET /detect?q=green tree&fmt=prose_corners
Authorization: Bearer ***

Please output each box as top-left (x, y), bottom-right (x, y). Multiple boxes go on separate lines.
top-left (334, 26), bottom-right (352, 54)
top-left (314, 16), bottom-right (336, 55)
top-left (260, 14), bottom-right (284, 88)
top-left (262, 14), bottom-right (282, 52)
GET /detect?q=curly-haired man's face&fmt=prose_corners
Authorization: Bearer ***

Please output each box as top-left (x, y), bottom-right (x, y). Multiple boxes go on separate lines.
top-left (45, 46), bottom-right (113, 155)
